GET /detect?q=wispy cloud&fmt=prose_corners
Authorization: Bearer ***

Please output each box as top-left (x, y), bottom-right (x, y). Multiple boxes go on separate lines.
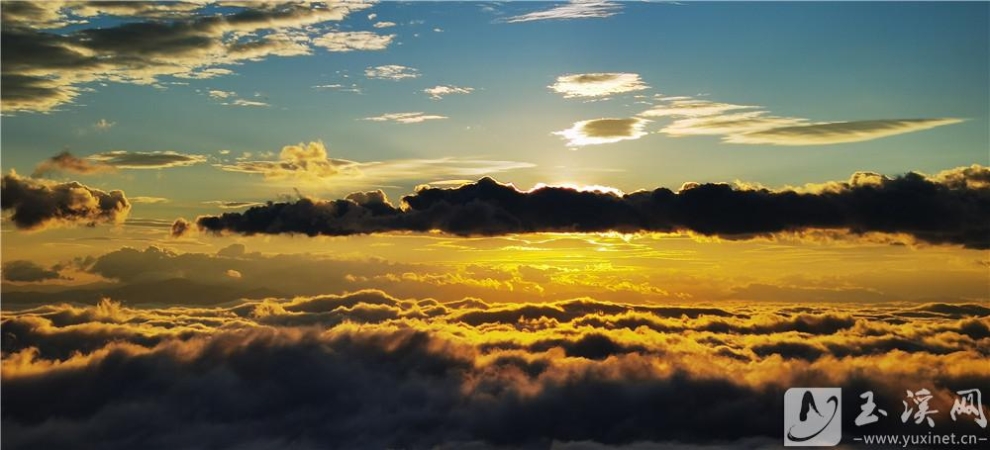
top-left (313, 31), bottom-right (395, 52)
top-left (554, 117), bottom-right (650, 146)
top-left (203, 201), bottom-right (265, 209)
top-left (207, 90), bottom-right (269, 107)
top-left (363, 112), bottom-right (448, 124)
top-left (93, 119), bottom-right (115, 131)
top-left (423, 85), bottom-right (475, 100)
top-left (725, 118), bottom-right (966, 145)
top-left (549, 73), bottom-right (649, 98)
top-left (504, 0), bottom-right (622, 23)
top-left (312, 83), bottom-right (362, 94)
top-left (215, 141), bottom-right (534, 186)
top-left (638, 95), bottom-right (964, 145)
top-left (129, 196), bottom-right (170, 204)
top-left (364, 65), bottom-right (420, 80)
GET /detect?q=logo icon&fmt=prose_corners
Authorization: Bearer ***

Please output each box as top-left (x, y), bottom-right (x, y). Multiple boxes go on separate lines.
top-left (784, 388), bottom-right (842, 447)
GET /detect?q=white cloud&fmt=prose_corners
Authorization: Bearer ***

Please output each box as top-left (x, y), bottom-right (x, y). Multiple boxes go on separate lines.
top-left (640, 99), bottom-right (755, 118)
top-left (504, 0), bottom-right (621, 23)
top-left (230, 99), bottom-right (269, 107)
top-left (367, 13), bottom-right (378, 20)
top-left (364, 65), bottom-right (420, 81)
top-left (209, 90), bottom-right (235, 99)
top-left (313, 31), bottom-right (395, 52)
top-left (312, 83), bottom-right (362, 94)
top-left (94, 119), bottom-right (115, 130)
top-left (553, 118), bottom-right (650, 147)
top-left (363, 112), bottom-right (448, 124)
top-left (423, 85), bottom-right (474, 100)
top-left (641, 95), bottom-right (964, 146)
top-left (372, 21), bottom-right (396, 29)
top-left (549, 73), bottom-right (649, 98)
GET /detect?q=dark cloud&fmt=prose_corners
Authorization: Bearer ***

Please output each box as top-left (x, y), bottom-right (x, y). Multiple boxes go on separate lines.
top-left (32, 151), bottom-right (115, 177)
top-left (2, 292), bottom-right (987, 449)
top-left (1, 172), bottom-right (131, 230)
top-left (169, 218), bottom-right (192, 238)
top-left (87, 151), bottom-right (207, 169)
top-left (1, 2), bottom-right (374, 113)
top-left (193, 166), bottom-right (990, 249)
top-left (2, 260), bottom-right (63, 282)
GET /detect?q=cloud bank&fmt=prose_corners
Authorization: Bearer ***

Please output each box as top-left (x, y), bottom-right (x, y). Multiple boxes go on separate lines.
top-left (2, 291), bottom-right (987, 448)
top-left (188, 165), bottom-right (990, 249)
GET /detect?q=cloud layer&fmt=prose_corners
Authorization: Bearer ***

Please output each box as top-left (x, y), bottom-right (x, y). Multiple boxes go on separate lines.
top-left (1, 1), bottom-right (377, 113)
top-left (188, 165), bottom-right (990, 249)
top-left (2, 290), bottom-right (987, 448)
top-left (1, 172), bottom-right (130, 230)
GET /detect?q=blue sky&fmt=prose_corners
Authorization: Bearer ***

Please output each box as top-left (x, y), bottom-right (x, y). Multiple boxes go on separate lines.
top-left (2, 1), bottom-right (987, 215)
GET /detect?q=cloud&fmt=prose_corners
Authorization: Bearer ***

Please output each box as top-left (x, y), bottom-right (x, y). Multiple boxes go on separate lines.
top-left (215, 142), bottom-right (534, 187)
top-left (129, 196), bottom-right (170, 204)
top-left (313, 30), bottom-right (395, 52)
top-left (639, 99), bottom-right (754, 118)
top-left (372, 21), bottom-right (396, 29)
top-left (32, 151), bottom-right (115, 177)
top-left (2, 260), bottom-right (63, 282)
top-left (639, 95), bottom-right (964, 146)
top-left (229, 98), bottom-right (269, 107)
top-left (424, 85), bottom-right (475, 100)
top-left (202, 201), bottom-right (265, 209)
top-left (504, 0), bottom-right (622, 23)
top-left (33, 151), bottom-right (205, 176)
top-left (554, 118), bottom-right (650, 146)
top-left (312, 83), bottom-right (362, 94)
top-left (93, 119), bottom-right (115, 130)
top-left (1, 172), bottom-right (130, 230)
top-left (1, 2), bottom-right (374, 113)
top-left (724, 118), bottom-right (966, 145)
top-left (365, 64), bottom-right (420, 80)
top-left (192, 166), bottom-right (990, 249)
top-left (549, 73), bottom-right (649, 98)
top-left (207, 90), bottom-right (270, 107)
top-left (1, 290), bottom-right (986, 448)
top-left (216, 141), bottom-right (356, 179)
top-left (88, 151), bottom-right (207, 169)
top-left (208, 90), bottom-right (234, 100)
top-left (363, 112), bottom-right (448, 123)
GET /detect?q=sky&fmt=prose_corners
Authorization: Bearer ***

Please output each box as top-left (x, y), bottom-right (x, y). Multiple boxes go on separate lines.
top-left (1, 1), bottom-right (989, 449)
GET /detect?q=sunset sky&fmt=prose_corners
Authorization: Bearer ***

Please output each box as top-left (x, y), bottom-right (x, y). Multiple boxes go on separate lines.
top-left (2, 1), bottom-right (988, 449)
